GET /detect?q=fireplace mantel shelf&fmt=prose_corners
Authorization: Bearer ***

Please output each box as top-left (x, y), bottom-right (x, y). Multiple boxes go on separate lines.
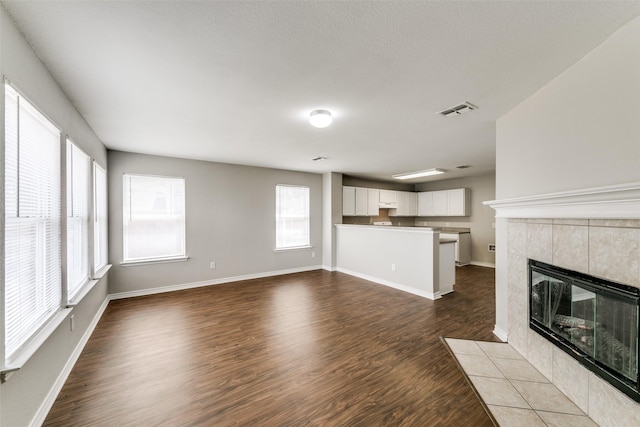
top-left (484, 182), bottom-right (640, 219)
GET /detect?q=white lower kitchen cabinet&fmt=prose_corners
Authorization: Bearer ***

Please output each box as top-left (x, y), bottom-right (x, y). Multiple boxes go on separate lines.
top-left (439, 241), bottom-right (455, 295)
top-left (440, 232), bottom-right (471, 266)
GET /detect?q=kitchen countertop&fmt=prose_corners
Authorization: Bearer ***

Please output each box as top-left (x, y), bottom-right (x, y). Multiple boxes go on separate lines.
top-left (439, 227), bottom-right (470, 234)
top-left (335, 224), bottom-right (441, 233)
top-left (440, 238), bottom-right (457, 244)
top-left (340, 224), bottom-right (470, 234)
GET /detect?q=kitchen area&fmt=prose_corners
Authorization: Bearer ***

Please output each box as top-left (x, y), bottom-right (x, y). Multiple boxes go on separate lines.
top-left (335, 176), bottom-right (495, 300)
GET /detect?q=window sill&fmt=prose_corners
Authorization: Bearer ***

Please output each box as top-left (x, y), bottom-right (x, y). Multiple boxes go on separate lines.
top-left (1, 308), bottom-right (72, 383)
top-left (274, 246), bottom-right (312, 252)
top-left (66, 265), bottom-right (112, 307)
top-left (93, 264), bottom-right (112, 280)
top-left (121, 256), bottom-right (189, 267)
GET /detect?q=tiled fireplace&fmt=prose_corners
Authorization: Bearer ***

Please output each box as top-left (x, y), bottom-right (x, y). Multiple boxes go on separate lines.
top-left (485, 183), bottom-right (640, 426)
top-left (529, 258), bottom-right (640, 402)
top-left (506, 217), bottom-right (640, 426)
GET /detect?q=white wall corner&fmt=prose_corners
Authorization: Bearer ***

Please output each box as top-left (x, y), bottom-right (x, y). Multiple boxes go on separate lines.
top-left (493, 325), bottom-right (508, 342)
top-left (29, 296), bottom-right (111, 427)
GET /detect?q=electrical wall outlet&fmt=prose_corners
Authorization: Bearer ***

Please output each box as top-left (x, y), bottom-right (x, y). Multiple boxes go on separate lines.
top-left (391, 263), bottom-right (396, 272)
top-left (70, 314), bottom-right (75, 331)
top-left (311, 251), bottom-right (315, 258)
top-left (488, 244), bottom-right (496, 252)
top-left (210, 261), bottom-right (216, 269)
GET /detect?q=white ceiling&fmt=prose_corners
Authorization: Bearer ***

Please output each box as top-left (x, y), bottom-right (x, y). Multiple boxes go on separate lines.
top-left (3, 1), bottom-right (640, 183)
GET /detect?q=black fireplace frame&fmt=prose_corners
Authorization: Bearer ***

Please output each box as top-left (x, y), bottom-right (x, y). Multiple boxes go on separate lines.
top-left (528, 259), bottom-right (640, 403)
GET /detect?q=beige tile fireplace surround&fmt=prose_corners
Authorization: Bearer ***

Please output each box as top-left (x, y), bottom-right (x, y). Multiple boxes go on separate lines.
top-left (486, 183), bottom-right (640, 427)
top-left (508, 218), bottom-right (640, 426)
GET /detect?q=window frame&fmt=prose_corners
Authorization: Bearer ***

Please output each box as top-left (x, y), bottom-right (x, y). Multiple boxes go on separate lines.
top-left (275, 184), bottom-right (311, 251)
top-left (2, 81), bottom-right (110, 377)
top-left (92, 161), bottom-right (109, 277)
top-left (121, 173), bottom-right (187, 265)
top-left (66, 138), bottom-right (92, 303)
top-left (2, 82), bottom-right (71, 371)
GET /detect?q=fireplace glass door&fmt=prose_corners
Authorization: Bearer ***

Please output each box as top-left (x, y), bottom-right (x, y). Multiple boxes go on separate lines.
top-left (530, 259), bottom-right (640, 399)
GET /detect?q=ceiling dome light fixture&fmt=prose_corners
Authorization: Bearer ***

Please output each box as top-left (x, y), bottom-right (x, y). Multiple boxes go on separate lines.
top-left (309, 110), bottom-right (332, 128)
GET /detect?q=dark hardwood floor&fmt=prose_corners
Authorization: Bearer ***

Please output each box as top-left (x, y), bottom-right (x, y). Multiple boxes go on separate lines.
top-left (44, 266), bottom-right (498, 426)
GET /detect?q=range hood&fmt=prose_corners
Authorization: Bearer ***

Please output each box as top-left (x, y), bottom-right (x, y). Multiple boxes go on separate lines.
top-left (379, 201), bottom-right (398, 208)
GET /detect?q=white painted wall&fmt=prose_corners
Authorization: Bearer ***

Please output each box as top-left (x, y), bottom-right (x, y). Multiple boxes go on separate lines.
top-left (0, 6), bottom-right (109, 427)
top-left (107, 151), bottom-right (323, 295)
top-left (335, 225), bottom-right (440, 299)
top-left (493, 13), bottom-right (640, 376)
top-left (496, 16), bottom-right (640, 200)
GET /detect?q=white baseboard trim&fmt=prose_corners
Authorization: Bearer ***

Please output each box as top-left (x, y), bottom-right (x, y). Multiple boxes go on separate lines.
top-left (336, 267), bottom-right (441, 300)
top-left (470, 261), bottom-right (496, 268)
top-left (322, 265), bottom-right (337, 272)
top-left (493, 325), bottom-right (508, 342)
top-left (109, 265), bottom-right (324, 300)
top-left (30, 296), bottom-right (110, 427)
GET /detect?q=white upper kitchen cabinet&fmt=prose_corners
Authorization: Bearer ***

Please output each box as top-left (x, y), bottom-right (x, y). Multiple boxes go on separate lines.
top-left (447, 188), bottom-right (470, 216)
top-left (417, 188), bottom-right (470, 217)
top-left (418, 191), bottom-right (433, 216)
top-left (379, 189), bottom-right (397, 208)
top-left (343, 186), bottom-right (383, 216)
top-left (367, 188), bottom-right (380, 216)
top-left (355, 187), bottom-right (369, 216)
top-left (407, 192), bottom-right (418, 216)
top-left (390, 191), bottom-right (418, 216)
top-left (342, 186), bottom-right (356, 216)
top-left (432, 190), bottom-right (449, 216)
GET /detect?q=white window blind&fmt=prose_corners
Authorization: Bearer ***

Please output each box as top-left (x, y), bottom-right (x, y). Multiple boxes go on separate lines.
top-left (122, 174), bottom-right (186, 262)
top-left (93, 162), bottom-right (108, 273)
top-left (66, 139), bottom-right (91, 300)
top-left (275, 185), bottom-right (310, 249)
top-left (4, 84), bottom-right (62, 362)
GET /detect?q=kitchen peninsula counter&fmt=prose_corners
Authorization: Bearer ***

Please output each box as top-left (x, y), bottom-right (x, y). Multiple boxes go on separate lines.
top-left (335, 224), bottom-right (455, 300)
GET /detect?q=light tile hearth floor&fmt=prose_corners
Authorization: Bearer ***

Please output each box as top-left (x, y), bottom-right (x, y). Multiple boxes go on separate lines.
top-left (444, 338), bottom-right (598, 427)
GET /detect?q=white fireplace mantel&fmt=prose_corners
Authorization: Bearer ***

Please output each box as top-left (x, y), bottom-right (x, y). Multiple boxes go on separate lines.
top-left (484, 182), bottom-right (640, 219)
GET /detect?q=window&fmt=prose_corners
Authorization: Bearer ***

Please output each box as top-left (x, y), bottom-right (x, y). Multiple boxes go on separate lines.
top-left (66, 139), bottom-right (91, 300)
top-left (93, 162), bottom-right (108, 273)
top-left (122, 174), bottom-right (186, 263)
top-left (4, 84), bottom-right (62, 362)
top-left (275, 185), bottom-right (310, 249)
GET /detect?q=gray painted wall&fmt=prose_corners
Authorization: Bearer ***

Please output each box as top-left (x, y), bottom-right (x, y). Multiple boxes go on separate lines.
top-left (342, 175), bottom-right (414, 191)
top-left (1, 6), bottom-right (109, 427)
top-left (108, 151), bottom-right (323, 295)
top-left (322, 172), bottom-right (342, 270)
top-left (415, 173), bottom-right (496, 266)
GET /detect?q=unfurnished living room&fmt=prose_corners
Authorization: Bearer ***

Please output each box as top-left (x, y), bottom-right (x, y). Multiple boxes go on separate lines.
top-left (1, 1), bottom-right (640, 426)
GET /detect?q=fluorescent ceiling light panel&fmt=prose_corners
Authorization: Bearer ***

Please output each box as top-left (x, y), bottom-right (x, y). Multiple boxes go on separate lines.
top-left (392, 168), bottom-right (445, 180)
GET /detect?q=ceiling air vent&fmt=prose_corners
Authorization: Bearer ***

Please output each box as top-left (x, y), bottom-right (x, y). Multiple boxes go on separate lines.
top-left (438, 101), bottom-right (478, 117)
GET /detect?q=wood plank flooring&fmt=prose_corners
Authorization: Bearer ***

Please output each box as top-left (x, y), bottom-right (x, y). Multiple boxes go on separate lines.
top-left (44, 266), bottom-right (498, 426)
